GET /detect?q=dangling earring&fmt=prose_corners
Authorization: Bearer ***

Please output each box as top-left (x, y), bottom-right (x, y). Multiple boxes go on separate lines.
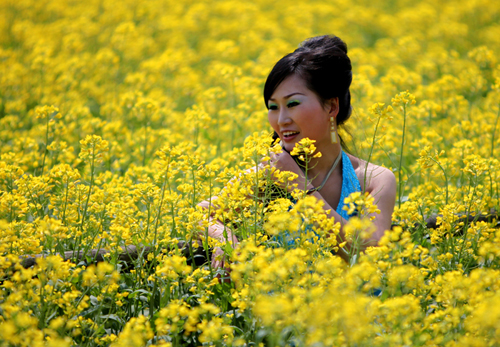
top-left (330, 117), bottom-right (338, 144)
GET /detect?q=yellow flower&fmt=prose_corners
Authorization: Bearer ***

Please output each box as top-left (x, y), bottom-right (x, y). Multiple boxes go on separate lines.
top-left (35, 105), bottom-right (60, 120)
top-left (391, 91), bottom-right (417, 108)
top-left (79, 135), bottom-right (109, 163)
top-left (290, 137), bottom-right (320, 158)
top-left (342, 191), bottom-right (380, 219)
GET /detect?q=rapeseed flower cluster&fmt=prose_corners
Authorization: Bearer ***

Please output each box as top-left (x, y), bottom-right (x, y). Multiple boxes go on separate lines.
top-left (1, 0), bottom-right (500, 345)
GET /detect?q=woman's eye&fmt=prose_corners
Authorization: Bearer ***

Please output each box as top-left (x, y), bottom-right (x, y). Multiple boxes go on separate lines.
top-left (287, 101), bottom-right (300, 107)
top-left (269, 104), bottom-right (278, 110)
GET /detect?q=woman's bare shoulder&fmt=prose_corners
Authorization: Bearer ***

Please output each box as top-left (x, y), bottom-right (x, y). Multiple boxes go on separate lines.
top-left (346, 154), bottom-right (396, 194)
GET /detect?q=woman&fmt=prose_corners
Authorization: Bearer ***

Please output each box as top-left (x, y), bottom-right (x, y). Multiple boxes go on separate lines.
top-left (200, 35), bottom-right (396, 268)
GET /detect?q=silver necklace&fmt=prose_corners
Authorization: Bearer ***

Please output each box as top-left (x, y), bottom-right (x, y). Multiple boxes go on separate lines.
top-left (306, 149), bottom-right (342, 195)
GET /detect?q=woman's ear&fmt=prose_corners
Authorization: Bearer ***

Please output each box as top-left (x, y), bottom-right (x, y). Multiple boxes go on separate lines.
top-left (327, 97), bottom-right (340, 118)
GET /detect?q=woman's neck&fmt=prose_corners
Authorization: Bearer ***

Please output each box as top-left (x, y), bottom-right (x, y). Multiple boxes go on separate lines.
top-left (306, 143), bottom-right (342, 183)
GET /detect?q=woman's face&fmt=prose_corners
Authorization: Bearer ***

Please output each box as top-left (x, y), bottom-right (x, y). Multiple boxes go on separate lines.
top-left (267, 74), bottom-right (338, 152)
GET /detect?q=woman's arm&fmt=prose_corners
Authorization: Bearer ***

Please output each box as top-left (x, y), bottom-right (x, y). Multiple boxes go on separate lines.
top-left (197, 198), bottom-right (239, 269)
top-left (197, 162), bottom-right (270, 247)
top-left (364, 168), bottom-right (397, 243)
top-left (308, 167), bottom-right (396, 261)
top-left (270, 151), bottom-right (397, 262)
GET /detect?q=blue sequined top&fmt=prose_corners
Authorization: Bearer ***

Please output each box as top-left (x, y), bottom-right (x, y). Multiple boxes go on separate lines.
top-left (336, 150), bottom-right (362, 220)
top-left (273, 150), bottom-right (361, 247)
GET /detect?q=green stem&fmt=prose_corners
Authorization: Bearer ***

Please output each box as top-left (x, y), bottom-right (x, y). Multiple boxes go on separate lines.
top-left (38, 284), bottom-right (47, 329)
top-left (40, 113), bottom-right (50, 177)
top-left (143, 125), bottom-right (148, 166)
top-left (61, 176), bottom-right (70, 225)
top-left (254, 154), bottom-right (259, 237)
top-left (191, 166), bottom-right (197, 208)
top-left (364, 115), bottom-right (382, 194)
top-left (153, 158), bottom-right (170, 252)
top-left (490, 102), bottom-right (500, 157)
top-left (145, 201), bottom-right (151, 240)
top-left (398, 105), bottom-right (407, 207)
top-left (80, 150), bottom-right (95, 233)
top-left (206, 175), bottom-right (213, 275)
top-left (75, 146), bottom-right (96, 260)
top-left (149, 275), bottom-right (158, 327)
top-left (187, 167), bottom-right (197, 267)
top-left (430, 157), bottom-right (449, 205)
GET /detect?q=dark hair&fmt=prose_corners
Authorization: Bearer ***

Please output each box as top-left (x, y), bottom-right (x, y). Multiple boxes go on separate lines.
top-left (264, 35), bottom-right (353, 149)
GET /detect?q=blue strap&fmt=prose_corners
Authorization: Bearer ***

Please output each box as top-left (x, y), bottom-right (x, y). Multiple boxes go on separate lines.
top-left (337, 150), bottom-right (362, 220)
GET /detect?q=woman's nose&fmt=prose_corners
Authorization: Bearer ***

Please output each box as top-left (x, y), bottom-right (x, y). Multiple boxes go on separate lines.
top-left (277, 108), bottom-right (292, 126)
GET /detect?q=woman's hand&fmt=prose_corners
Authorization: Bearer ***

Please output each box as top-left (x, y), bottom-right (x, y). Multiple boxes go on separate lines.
top-left (206, 219), bottom-right (238, 283)
top-left (270, 151), bottom-right (301, 173)
top-left (211, 247), bottom-right (232, 283)
top-left (268, 151), bottom-right (311, 193)
top-left (211, 246), bottom-right (226, 269)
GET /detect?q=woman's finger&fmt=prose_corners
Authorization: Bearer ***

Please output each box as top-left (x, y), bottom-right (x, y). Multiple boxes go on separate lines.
top-left (211, 247), bottom-right (224, 268)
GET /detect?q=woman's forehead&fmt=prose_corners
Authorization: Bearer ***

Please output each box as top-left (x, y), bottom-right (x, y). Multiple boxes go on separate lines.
top-left (270, 75), bottom-right (310, 99)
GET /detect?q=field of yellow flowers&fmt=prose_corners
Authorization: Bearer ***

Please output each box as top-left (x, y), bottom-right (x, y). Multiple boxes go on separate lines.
top-left (1, 0), bottom-right (500, 345)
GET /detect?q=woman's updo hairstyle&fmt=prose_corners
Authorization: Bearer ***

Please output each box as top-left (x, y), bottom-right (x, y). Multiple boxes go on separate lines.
top-left (264, 35), bottom-right (353, 147)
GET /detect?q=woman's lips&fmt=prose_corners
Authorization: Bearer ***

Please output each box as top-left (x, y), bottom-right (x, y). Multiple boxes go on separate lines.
top-left (282, 131), bottom-right (299, 142)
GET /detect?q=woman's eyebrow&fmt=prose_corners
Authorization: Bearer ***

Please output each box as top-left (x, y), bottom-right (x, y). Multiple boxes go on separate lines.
top-left (268, 92), bottom-right (305, 101)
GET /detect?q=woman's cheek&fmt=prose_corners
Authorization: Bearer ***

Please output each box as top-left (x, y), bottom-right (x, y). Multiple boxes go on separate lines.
top-left (268, 113), bottom-right (279, 132)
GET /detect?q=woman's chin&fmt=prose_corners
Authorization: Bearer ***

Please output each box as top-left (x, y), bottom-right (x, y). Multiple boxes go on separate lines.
top-left (281, 142), bottom-right (295, 153)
